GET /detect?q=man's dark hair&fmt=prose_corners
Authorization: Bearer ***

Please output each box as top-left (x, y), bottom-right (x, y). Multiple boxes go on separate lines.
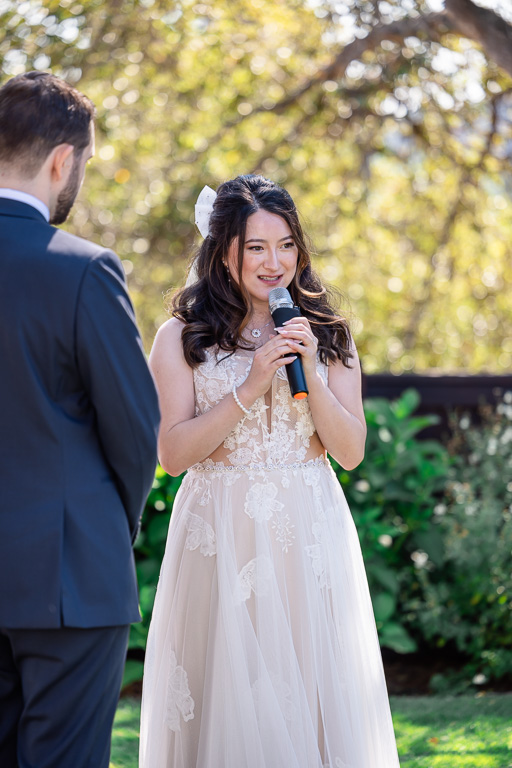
top-left (0, 71), bottom-right (96, 178)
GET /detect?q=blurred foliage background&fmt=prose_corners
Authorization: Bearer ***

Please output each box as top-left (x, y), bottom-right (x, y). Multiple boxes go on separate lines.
top-left (1, 0), bottom-right (512, 373)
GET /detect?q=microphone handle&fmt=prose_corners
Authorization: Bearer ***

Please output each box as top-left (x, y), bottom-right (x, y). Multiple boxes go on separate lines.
top-left (271, 306), bottom-right (309, 399)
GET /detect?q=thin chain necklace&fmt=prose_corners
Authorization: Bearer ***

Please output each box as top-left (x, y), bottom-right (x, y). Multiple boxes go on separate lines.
top-left (247, 318), bottom-right (273, 339)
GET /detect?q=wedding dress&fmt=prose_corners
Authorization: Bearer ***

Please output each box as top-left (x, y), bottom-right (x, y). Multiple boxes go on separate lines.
top-left (139, 347), bottom-right (400, 768)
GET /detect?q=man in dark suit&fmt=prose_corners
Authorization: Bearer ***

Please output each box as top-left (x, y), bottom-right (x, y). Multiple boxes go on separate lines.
top-left (0, 72), bottom-right (160, 767)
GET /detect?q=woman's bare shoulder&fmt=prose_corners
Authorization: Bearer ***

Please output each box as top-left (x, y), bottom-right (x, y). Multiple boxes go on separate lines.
top-left (150, 317), bottom-right (188, 368)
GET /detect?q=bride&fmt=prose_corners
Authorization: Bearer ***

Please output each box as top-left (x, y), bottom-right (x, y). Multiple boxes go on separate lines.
top-left (139, 174), bottom-right (400, 767)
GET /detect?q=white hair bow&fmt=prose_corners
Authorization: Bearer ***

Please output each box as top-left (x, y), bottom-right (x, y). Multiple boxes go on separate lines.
top-left (194, 185), bottom-right (217, 238)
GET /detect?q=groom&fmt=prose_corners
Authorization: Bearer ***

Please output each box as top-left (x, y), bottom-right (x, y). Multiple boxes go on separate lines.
top-left (0, 72), bottom-right (160, 767)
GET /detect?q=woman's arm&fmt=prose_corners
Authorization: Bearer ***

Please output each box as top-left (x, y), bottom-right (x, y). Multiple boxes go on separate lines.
top-left (149, 318), bottom-right (298, 475)
top-left (276, 319), bottom-right (366, 470)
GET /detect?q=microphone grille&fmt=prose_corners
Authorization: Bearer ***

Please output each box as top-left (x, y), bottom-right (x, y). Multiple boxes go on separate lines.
top-left (269, 286), bottom-right (293, 313)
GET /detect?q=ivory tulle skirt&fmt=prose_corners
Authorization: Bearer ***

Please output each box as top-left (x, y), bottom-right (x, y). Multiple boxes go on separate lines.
top-left (139, 459), bottom-right (400, 767)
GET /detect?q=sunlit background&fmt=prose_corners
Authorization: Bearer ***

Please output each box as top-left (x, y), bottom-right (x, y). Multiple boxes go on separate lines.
top-left (1, 0), bottom-right (511, 373)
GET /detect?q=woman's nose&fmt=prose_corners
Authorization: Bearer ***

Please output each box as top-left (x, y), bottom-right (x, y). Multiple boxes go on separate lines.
top-left (263, 248), bottom-right (280, 270)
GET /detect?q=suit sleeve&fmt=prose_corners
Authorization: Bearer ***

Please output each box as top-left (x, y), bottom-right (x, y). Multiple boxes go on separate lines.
top-left (75, 250), bottom-right (160, 541)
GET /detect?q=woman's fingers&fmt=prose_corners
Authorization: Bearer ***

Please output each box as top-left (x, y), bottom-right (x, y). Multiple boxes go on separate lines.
top-left (275, 328), bottom-right (317, 351)
top-left (282, 317), bottom-right (310, 330)
top-left (276, 328), bottom-right (311, 342)
top-left (259, 337), bottom-right (297, 359)
top-left (264, 345), bottom-right (298, 365)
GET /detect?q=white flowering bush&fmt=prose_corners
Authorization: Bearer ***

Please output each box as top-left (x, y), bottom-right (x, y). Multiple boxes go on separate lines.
top-left (404, 392), bottom-right (512, 684)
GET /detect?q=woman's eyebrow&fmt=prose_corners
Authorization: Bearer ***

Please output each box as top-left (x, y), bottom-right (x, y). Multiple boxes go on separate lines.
top-left (245, 236), bottom-right (294, 243)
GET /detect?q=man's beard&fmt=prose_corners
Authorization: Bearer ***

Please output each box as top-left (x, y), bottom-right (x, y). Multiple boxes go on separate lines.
top-left (50, 153), bottom-right (81, 225)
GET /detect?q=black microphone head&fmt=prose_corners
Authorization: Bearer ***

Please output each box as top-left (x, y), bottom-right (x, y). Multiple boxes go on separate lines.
top-left (269, 286), bottom-right (293, 314)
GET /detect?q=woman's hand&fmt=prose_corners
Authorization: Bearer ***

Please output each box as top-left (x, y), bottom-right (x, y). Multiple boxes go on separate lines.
top-left (237, 333), bottom-right (298, 405)
top-left (274, 317), bottom-right (319, 378)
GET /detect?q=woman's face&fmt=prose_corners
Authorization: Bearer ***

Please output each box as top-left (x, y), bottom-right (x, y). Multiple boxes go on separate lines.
top-left (226, 209), bottom-right (299, 312)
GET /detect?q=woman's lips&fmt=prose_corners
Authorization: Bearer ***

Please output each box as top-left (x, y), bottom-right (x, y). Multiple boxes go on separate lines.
top-left (258, 275), bottom-right (282, 283)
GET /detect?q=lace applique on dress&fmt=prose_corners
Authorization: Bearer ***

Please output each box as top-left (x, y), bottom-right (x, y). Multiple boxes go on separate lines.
top-left (185, 512), bottom-right (216, 557)
top-left (192, 347), bottom-right (328, 468)
top-left (190, 463), bottom-right (242, 506)
top-left (244, 482), bottom-right (284, 522)
top-left (234, 556), bottom-right (273, 603)
top-left (305, 525), bottom-right (331, 589)
top-left (303, 465), bottom-right (334, 589)
top-left (165, 651), bottom-right (195, 731)
top-left (193, 347), bottom-right (329, 555)
top-left (271, 509), bottom-right (296, 553)
top-left (243, 481), bottom-right (296, 552)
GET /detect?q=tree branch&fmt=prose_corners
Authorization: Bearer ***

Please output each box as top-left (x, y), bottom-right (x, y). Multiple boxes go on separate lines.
top-left (445, 0), bottom-right (512, 78)
top-left (269, 13), bottom-right (452, 116)
top-left (265, 1), bottom-right (512, 118)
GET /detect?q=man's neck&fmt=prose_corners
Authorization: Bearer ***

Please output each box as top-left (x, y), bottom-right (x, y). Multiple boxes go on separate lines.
top-left (0, 170), bottom-right (50, 208)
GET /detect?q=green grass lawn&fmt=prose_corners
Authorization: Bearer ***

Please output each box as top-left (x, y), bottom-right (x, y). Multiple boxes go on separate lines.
top-left (111, 694), bottom-right (512, 768)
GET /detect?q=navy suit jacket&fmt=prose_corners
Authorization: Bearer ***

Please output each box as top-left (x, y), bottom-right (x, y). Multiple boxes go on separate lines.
top-left (0, 198), bottom-right (160, 629)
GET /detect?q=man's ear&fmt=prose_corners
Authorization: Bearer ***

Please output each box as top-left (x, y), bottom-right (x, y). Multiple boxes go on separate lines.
top-left (50, 144), bottom-right (74, 182)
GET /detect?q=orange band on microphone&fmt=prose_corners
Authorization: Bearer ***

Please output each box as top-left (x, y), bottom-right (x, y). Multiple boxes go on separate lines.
top-left (293, 392), bottom-right (308, 400)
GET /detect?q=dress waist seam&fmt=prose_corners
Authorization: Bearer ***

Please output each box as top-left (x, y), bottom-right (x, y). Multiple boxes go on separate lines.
top-left (188, 457), bottom-right (329, 473)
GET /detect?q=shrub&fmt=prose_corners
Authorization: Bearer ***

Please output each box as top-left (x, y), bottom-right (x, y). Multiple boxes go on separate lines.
top-left (335, 388), bottom-right (450, 654)
top-left (404, 392), bottom-right (512, 685)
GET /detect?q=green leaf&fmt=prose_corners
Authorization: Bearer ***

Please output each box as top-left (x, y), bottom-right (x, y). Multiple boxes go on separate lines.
top-left (373, 592), bottom-right (396, 623)
top-left (147, 512), bottom-right (171, 547)
top-left (368, 564), bottom-right (400, 594)
top-left (391, 389), bottom-right (421, 419)
top-left (380, 623), bottom-right (418, 654)
top-left (139, 585), bottom-right (157, 616)
top-left (121, 659), bottom-right (144, 690)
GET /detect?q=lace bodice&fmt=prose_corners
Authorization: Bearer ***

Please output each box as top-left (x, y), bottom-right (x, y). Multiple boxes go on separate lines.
top-left (193, 347), bottom-right (328, 467)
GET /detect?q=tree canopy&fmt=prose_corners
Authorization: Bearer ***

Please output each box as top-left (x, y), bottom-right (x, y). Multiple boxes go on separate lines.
top-left (1, 0), bottom-right (512, 373)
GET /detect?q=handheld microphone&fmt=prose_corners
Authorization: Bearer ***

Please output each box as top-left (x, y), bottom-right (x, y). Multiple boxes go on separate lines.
top-left (269, 287), bottom-right (309, 400)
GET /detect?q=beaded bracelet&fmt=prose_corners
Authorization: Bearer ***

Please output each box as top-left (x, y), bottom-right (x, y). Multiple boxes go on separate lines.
top-left (232, 385), bottom-right (252, 417)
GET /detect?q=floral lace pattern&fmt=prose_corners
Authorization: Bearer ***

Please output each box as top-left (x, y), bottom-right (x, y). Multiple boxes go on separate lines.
top-left (234, 556), bottom-right (273, 603)
top-left (165, 651), bottom-right (195, 732)
top-left (244, 482), bottom-right (284, 522)
top-left (189, 464), bottom-right (242, 506)
top-left (193, 347), bottom-right (328, 467)
top-left (185, 511), bottom-right (216, 557)
top-left (305, 524), bottom-right (331, 589)
top-left (243, 481), bottom-right (296, 552)
top-left (191, 347), bottom-right (333, 562)
top-left (271, 508), bottom-right (296, 553)
top-left (304, 465), bottom-right (334, 589)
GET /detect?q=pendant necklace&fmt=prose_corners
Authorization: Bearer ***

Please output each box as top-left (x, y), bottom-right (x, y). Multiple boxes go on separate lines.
top-left (248, 319), bottom-right (273, 339)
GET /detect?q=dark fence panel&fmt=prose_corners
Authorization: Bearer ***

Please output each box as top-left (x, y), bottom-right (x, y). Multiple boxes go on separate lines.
top-left (363, 374), bottom-right (512, 440)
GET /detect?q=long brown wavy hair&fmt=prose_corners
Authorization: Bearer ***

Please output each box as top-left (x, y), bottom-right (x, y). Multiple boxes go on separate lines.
top-left (172, 174), bottom-right (353, 368)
